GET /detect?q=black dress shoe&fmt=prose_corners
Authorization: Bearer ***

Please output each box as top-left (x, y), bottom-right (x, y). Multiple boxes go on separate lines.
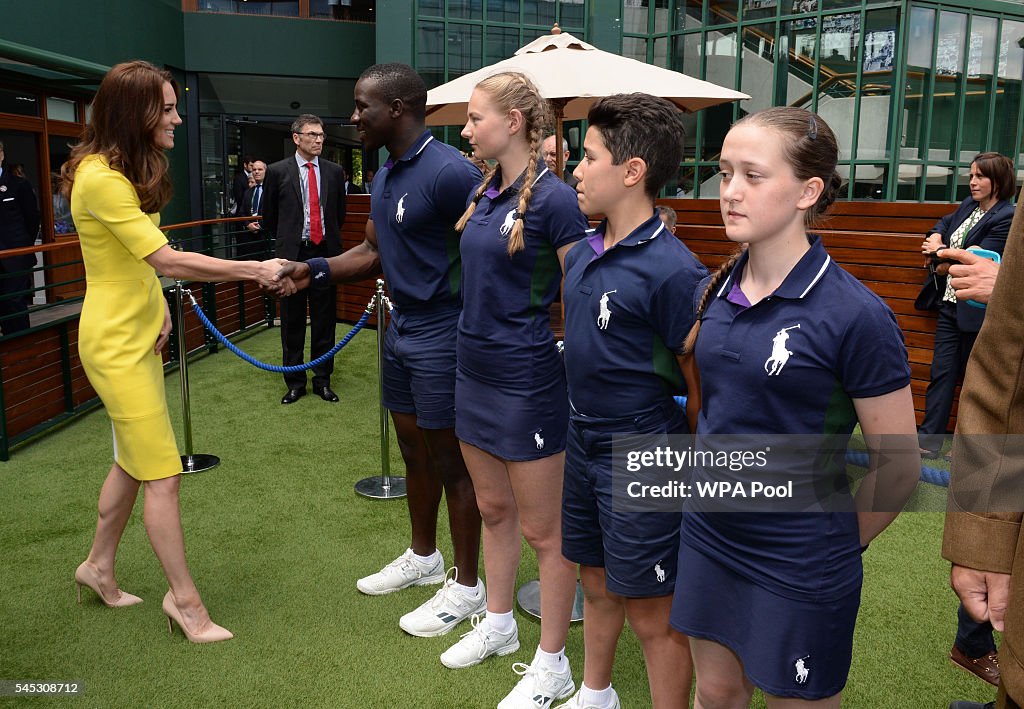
top-left (315, 386), bottom-right (339, 403)
top-left (281, 388), bottom-right (306, 404)
top-left (948, 702), bottom-right (996, 709)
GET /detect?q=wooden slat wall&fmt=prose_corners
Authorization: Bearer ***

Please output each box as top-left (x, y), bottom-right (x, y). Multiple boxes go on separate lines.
top-left (335, 195), bottom-right (384, 328)
top-left (44, 236), bottom-right (87, 301)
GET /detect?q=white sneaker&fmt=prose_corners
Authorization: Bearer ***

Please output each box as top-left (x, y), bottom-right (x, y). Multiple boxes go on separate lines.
top-left (356, 548), bottom-right (445, 596)
top-left (499, 658), bottom-right (576, 709)
top-left (398, 569), bottom-right (486, 637)
top-left (555, 687), bottom-right (620, 709)
top-left (440, 615), bottom-right (520, 669)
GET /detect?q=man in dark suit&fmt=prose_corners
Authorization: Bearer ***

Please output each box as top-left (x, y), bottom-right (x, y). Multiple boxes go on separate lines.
top-left (0, 141), bottom-right (40, 336)
top-left (238, 159), bottom-right (267, 259)
top-left (231, 154), bottom-right (254, 217)
top-left (343, 168), bottom-right (364, 195)
top-left (261, 116), bottom-right (346, 404)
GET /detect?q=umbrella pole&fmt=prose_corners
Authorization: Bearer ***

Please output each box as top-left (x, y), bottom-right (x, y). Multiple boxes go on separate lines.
top-left (552, 101), bottom-right (567, 180)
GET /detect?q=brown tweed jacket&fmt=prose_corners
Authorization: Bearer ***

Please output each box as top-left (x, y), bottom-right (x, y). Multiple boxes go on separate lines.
top-left (942, 194), bottom-right (1024, 709)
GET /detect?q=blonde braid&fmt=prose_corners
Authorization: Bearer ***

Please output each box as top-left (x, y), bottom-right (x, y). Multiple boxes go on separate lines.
top-left (507, 124), bottom-right (544, 256)
top-left (456, 163), bottom-right (498, 233)
top-left (681, 247), bottom-right (744, 356)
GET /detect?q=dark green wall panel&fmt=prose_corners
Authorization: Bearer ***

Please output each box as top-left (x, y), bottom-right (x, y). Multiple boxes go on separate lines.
top-left (0, 0), bottom-right (184, 69)
top-left (375, 0), bottom-right (416, 66)
top-left (183, 13), bottom-right (374, 78)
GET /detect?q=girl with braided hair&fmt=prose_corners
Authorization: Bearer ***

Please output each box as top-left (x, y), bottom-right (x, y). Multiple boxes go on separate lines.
top-left (669, 107), bottom-right (920, 707)
top-left (441, 71), bottom-right (588, 709)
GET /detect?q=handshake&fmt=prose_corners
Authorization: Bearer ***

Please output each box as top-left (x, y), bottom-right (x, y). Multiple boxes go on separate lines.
top-left (253, 259), bottom-right (314, 298)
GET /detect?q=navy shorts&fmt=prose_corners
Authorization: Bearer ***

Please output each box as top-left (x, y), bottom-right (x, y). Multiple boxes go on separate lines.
top-left (671, 543), bottom-right (861, 700)
top-left (381, 308), bottom-right (458, 429)
top-left (561, 401), bottom-right (686, 597)
top-left (455, 364), bottom-right (568, 461)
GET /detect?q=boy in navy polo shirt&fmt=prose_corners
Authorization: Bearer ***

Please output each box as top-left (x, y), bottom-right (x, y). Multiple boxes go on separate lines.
top-left (558, 94), bottom-right (707, 709)
top-left (279, 64), bottom-right (485, 639)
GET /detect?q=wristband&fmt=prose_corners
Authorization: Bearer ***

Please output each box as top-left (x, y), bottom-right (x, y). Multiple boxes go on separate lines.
top-left (306, 257), bottom-right (332, 288)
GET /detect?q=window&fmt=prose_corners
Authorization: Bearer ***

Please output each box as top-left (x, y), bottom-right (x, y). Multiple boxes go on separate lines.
top-left (994, 20), bottom-right (1024, 162)
top-left (189, 0), bottom-right (376, 22)
top-left (197, 1), bottom-right (299, 17)
top-left (45, 97), bottom-right (77, 123)
top-left (0, 88), bottom-right (40, 117)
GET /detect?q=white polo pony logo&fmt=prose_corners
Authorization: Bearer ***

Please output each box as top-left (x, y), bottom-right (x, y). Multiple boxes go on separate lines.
top-left (795, 656), bottom-right (810, 684)
top-left (764, 324), bottom-right (801, 376)
top-left (654, 561), bottom-right (666, 583)
top-left (597, 290), bottom-right (618, 330)
top-left (396, 193), bottom-right (408, 223)
top-left (499, 209), bottom-right (517, 237)
top-left (534, 431), bottom-right (544, 450)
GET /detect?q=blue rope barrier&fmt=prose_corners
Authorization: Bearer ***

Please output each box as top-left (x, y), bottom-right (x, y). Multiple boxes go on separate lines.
top-left (672, 398), bottom-right (949, 487)
top-left (845, 449), bottom-right (949, 487)
top-left (185, 290), bottom-right (373, 374)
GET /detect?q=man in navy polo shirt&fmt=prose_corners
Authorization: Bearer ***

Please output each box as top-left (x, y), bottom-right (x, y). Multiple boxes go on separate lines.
top-left (557, 94), bottom-right (707, 709)
top-left (279, 63), bottom-right (484, 639)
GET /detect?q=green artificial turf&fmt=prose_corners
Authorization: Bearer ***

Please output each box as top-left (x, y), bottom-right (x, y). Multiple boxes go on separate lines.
top-left (0, 325), bottom-right (999, 708)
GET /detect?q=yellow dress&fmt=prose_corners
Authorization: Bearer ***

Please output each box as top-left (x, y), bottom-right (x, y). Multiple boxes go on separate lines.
top-left (72, 155), bottom-right (181, 480)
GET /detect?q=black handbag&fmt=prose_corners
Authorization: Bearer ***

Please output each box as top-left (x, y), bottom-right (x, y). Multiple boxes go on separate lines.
top-left (914, 270), bottom-right (942, 311)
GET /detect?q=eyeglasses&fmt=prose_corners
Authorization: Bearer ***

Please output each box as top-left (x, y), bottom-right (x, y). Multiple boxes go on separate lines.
top-left (297, 131), bottom-right (325, 141)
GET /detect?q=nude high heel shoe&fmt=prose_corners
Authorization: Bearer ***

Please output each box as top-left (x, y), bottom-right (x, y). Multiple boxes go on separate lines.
top-left (74, 562), bottom-right (143, 608)
top-left (162, 591), bottom-right (234, 644)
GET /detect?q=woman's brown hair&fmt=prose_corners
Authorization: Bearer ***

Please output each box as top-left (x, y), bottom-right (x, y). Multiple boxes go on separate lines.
top-left (972, 152), bottom-right (1016, 202)
top-left (455, 72), bottom-right (551, 256)
top-left (61, 60), bottom-right (178, 213)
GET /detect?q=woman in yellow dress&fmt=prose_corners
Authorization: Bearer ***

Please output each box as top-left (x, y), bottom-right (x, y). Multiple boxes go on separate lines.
top-left (62, 60), bottom-right (290, 643)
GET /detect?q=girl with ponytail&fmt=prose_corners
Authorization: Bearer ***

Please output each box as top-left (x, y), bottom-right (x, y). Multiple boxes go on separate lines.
top-left (443, 72), bottom-right (588, 708)
top-left (670, 107), bottom-right (920, 707)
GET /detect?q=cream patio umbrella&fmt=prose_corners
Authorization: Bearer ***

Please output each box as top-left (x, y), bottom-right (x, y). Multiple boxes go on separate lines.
top-left (425, 25), bottom-right (749, 176)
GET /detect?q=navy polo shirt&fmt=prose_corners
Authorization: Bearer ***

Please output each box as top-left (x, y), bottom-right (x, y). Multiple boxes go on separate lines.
top-left (458, 166), bottom-right (587, 383)
top-left (681, 235), bottom-right (912, 602)
top-left (370, 130), bottom-right (482, 313)
top-left (562, 213), bottom-right (708, 419)
top-left (693, 235), bottom-right (910, 436)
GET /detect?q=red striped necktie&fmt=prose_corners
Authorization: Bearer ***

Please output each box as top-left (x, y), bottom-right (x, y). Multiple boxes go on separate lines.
top-left (305, 162), bottom-right (323, 245)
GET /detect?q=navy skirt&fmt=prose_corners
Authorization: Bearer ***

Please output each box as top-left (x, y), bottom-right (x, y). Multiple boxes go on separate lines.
top-left (454, 366), bottom-right (568, 461)
top-left (671, 542), bottom-right (862, 700)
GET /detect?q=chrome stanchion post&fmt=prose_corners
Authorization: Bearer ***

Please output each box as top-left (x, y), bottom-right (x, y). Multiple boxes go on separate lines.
top-left (516, 579), bottom-right (585, 623)
top-left (175, 280), bottom-right (220, 474)
top-left (355, 279), bottom-right (406, 499)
